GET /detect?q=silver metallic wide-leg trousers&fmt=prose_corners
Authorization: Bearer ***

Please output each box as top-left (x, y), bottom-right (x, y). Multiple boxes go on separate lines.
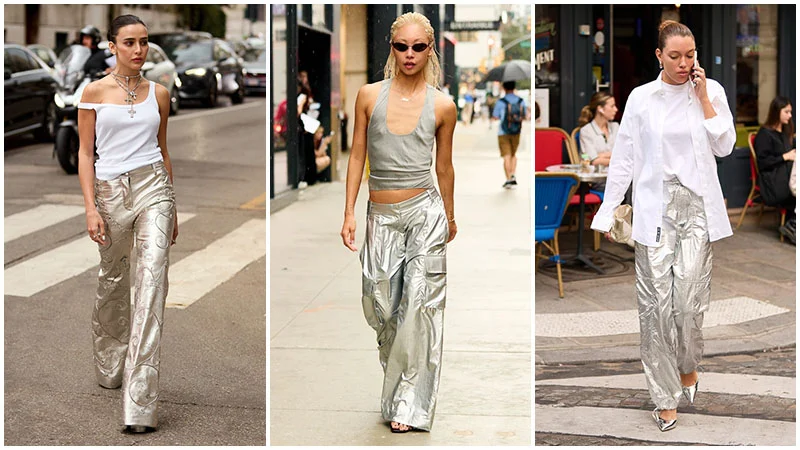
top-left (92, 161), bottom-right (176, 428)
top-left (635, 179), bottom-right (712, 410)
top-left (359, 188), bottom-right (448, 431)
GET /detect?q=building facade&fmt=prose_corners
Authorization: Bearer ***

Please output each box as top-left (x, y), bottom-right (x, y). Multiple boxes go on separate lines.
top-left (4, 4), bottom-right (179, 53)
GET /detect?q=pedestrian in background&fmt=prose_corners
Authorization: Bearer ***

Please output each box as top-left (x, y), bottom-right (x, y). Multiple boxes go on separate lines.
top-left (492, 80), bottom-right (527, 189)
top-left (591, 20), bottom-right (736, 432)
top-left (77, 14), bottom-right (178, 433)
top-left (339, 11), bottom-right (457, 434)
top-left (753, 96), bottom-right (795, 244)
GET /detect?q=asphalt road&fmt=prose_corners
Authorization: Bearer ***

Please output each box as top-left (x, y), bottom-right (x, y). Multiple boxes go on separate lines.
top-left (4, 96), bottom-right (267, 445)
top-left (535, 347), bottom-right (796, 445)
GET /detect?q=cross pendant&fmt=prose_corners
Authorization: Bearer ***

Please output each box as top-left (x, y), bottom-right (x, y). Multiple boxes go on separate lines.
top-left (128, 106), bottom-right (136, 119)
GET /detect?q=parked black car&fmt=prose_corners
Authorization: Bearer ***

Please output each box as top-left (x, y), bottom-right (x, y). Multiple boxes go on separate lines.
top-left (242, 49), bottom-right (266, 96)
top-left (149, 32), bottom-right (245, 107)
top-left (4, 44), bottom-right (59, 141)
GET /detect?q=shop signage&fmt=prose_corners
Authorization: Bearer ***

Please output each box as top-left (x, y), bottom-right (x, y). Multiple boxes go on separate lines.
top-left (445, 20), bottom-right (500, 31)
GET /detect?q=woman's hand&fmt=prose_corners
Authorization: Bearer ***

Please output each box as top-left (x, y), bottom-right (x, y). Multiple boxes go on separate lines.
top-left (692, 64), bottom-right (708, 101)
top-left (172, 215), bottom-right (179, 245)
top-left (341, 214), bottom-right (357, 251)
top-left (86, 209), bottom-right (107, 245)
top-left (447, 220), bottom-right (457, 243)
top-left (783, 149), bottom-right (796, 161)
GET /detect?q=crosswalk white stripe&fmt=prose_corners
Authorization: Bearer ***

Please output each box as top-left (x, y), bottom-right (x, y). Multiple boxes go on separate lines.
top-left (537, 372), bottom-right (795, 399)
top-left (4, 213), bottom-right (196, 298)
top-left (165, 219), bottom-right (265, 309)
top-left (4, 204), bottom-right (85, 243)
top-left (535, 296), bottom-right (790, 337)
top-left (535, 404), bottom-right (795, 445)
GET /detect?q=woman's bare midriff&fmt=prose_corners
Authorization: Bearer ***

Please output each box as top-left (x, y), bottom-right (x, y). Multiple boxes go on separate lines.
top-left (369, 188), bottom-right (426, 204)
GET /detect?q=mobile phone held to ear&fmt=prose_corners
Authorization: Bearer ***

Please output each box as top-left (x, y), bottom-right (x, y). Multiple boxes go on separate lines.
top-left (691, 52), bottom-right (698, 88)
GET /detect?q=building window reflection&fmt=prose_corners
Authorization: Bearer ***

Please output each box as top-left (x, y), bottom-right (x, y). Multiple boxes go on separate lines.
top-left (735, 4), bottom-right (778, 126)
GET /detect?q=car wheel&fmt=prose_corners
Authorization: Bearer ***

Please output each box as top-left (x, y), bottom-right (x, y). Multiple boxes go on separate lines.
top-left (203, 81), bottom-right (217, 108)
top-left (34, 101), bottom-right (57, 142)
top-left (230, 76), bottom-right (245, 105)
top-left (169, 87), bottom-right (180, 116)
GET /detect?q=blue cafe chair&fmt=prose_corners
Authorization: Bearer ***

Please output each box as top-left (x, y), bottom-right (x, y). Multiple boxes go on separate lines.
top-left (535, 172), bottom-right (580, 298)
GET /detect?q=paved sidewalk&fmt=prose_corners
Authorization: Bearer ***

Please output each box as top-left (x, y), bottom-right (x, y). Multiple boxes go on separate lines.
top-left (535, 209), bottom-right (796, 365)
top-left (270, 120), bottom-right (531, 445)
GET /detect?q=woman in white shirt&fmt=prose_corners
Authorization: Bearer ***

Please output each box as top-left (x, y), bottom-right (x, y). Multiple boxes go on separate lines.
top-left (78, 14), bottom-right (178, 433)
top-left (591, 20), bottom-right (736, 432)
top-left (578, 91), bottom-right (619, 168)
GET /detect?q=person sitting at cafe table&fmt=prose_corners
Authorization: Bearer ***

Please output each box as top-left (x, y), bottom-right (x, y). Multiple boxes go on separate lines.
top-left (578, 91), bottom-right (619, 168)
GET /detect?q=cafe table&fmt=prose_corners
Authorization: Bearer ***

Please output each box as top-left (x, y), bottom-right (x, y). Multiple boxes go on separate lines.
top-left (545, 164), bottom-right (608, 274)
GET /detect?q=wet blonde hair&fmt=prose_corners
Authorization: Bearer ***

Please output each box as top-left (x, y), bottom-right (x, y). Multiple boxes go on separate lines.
top-left (383, 12), bottom-right (442, 88)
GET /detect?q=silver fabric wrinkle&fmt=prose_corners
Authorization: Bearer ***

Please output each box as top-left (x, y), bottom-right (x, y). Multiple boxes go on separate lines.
top-left (635, 179), bottom-right (712, 410)
top-left (92, 161), bottom-right (176, 428)
top-left (359, 188), bottom-right (448, 431)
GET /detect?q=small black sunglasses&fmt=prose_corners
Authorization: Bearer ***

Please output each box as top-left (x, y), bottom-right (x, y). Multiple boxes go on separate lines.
top-left (390, 42), bottom-right (430, 52)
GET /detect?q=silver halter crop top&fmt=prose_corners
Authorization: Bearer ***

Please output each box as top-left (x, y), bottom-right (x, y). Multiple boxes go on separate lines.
top-left (366, 79), bottom-right (436, 191)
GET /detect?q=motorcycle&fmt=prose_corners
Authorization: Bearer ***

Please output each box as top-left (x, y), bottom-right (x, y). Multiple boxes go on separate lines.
top-left (53, 45), bottom-right (98, 174)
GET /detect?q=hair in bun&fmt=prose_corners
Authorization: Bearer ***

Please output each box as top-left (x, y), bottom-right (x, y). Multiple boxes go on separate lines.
top-left (657, 20), bottom-right (694, 50)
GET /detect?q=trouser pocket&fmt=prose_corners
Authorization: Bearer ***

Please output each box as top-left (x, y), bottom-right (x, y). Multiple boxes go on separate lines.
top-left (424, 254), bottom-right (447, 309)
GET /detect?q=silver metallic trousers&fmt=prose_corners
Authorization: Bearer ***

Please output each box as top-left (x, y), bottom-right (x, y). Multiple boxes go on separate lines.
top-left (92, 161), bottom-right (176, 428)
top-left (359, 188), bottom-right (448, 431)
top-left (635, 179), bottom-right (712, 410)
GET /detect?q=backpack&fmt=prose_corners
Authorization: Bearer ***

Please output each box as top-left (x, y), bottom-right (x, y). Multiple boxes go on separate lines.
top-left (499, 96), bottom-right (524, 135)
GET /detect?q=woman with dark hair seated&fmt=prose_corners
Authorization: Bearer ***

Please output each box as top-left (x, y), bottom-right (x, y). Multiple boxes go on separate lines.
top-left (754, 96), bottom-right (796, 244)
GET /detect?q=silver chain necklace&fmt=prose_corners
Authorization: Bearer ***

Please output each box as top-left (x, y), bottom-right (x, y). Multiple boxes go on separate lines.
top-left (111, 72), bottom-right (143, 118)
top-left (392, 81), bottom-right (425, 102)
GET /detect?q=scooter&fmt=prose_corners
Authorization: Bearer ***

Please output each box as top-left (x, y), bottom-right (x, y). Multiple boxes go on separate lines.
top-left (53, 45), bottom-right (98, 174)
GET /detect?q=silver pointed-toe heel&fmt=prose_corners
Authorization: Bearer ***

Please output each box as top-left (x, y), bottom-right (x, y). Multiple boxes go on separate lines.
top-left (682, 378), bottom-right (699, 405)
top-left (651, 408), bottom-right (677, 432)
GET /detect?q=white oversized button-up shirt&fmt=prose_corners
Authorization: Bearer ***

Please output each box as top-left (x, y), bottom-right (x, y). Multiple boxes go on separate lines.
top-left (591, 72), bottom-right (736, 246)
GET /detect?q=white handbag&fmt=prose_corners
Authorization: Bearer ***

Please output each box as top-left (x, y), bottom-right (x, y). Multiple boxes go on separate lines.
top-left (610, 204), bottom-right (635, 248)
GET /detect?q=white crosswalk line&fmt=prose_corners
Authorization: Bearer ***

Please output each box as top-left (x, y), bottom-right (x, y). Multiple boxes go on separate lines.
top-left (535, 296), bottom-right (791, 337)
top-left (165, 219), bottom-right (265, 309)
top-left (4, 213), bottom-right (196, 298)
top-left (4, 204), bottom-right (85, 242)
top-left (538, 372), bottom-right (795, 399)
top-left (535, 404), bottom-right (795, 445)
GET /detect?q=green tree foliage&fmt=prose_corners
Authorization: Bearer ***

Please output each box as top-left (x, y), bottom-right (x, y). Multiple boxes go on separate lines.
top-left (501, 20), bottom-right (532, 90)
top-left (176, 4), bottom-right (227, 38)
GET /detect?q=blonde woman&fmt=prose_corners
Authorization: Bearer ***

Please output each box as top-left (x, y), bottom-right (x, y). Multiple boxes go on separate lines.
top-left (591, 20), bottom-right (736, 432)
top-left (340, 12), bottom-right (457, 433)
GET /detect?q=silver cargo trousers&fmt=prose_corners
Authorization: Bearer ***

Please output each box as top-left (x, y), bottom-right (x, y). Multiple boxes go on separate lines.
top-left (635, 179), bottom-right (712, 410)
top-left (359, 188), bottom-right (448, 431)
top-left (92, 161), bottom-right (176, 428)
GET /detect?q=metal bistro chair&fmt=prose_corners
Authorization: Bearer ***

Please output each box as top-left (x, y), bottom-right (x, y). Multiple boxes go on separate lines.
top-left (535, 172), bottom-right (580, 298)
top-left (735, 131), bottom-right (788, 241)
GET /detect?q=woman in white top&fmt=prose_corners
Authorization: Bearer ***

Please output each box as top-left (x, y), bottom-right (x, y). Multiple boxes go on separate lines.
top-left (591, 20), bottom-right (736, 432)
top-left (77, 14), bottom-right (177, 433)
top-left (577, 91), bottom-right (619, 168)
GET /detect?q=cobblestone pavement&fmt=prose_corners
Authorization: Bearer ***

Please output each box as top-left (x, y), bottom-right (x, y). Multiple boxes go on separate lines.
top-left (535, 346), bottom-right (796, 445)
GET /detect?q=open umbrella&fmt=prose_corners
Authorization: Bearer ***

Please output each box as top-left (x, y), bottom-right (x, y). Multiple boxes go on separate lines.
top-left (483, 60), bottom-right (531, 82)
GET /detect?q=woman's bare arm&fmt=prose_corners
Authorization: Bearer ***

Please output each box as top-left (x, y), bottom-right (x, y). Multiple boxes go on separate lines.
top-left (434, 93), bottom-right (458, 242)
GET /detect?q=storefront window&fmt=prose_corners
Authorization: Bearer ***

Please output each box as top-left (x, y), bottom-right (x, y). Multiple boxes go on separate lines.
top-left (271, 4), bottom-right (291, 196)
top-left (735, 4), bottom-right (778, 126)
top-left (534, 6), bottom-right (560, 127)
